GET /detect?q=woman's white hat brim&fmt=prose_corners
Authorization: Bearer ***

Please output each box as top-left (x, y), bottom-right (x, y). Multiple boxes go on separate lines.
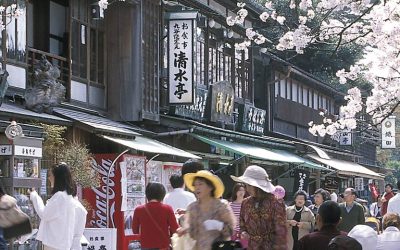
top-left (231, 175), bottom-right (275, 193)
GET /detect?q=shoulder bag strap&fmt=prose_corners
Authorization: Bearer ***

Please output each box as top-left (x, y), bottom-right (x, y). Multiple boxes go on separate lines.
top-left (144, 205), bottom-right (173, 243)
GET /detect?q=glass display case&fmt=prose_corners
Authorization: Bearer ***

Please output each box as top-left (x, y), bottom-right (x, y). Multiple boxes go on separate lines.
top-left (0, 135), bottom-right (43, 242)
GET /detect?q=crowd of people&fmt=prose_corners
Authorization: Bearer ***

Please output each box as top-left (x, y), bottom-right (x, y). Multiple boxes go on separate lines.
top-left (1, 158), bottom-right (400, 250)
top-left (132, 159), bottom-right (400, 250)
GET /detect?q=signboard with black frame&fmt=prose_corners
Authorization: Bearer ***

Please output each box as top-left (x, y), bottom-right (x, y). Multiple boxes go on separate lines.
top-left (238, 104), bottom-right (266, 135)
top-left (167, 11), bottom-right (197, 105)
top-left (172, 87), bottom-right (208, 121)
top-left (204, 81), bottom-right (235, 124)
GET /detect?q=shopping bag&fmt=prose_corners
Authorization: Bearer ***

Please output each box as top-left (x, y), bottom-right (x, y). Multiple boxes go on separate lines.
top-left (171, 233), bottom-right (196, 250)
top-left (3, 217), bottom-right (32, 239)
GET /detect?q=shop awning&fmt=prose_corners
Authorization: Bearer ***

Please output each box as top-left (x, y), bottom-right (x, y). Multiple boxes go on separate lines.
top-left (54, 107), bottom-right (140, 137)
top-left (0, 103), bottom-right (71, 125)
top-left (307, 154), bottom-right (384, 180)
top-left (101, 135), bottom-right (201, 159)
top-left (192, 135), bottom-right (326, 169)
top-left (306, 144), bottom-right (330, 159)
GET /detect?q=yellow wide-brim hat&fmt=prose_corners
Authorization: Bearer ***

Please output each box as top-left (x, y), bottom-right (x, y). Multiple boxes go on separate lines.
top-left (183, 170), bottom-right (225, 198)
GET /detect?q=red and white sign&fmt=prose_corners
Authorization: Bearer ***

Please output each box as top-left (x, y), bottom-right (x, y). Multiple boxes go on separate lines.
top-left (83, 154), bottom-right (143, 250)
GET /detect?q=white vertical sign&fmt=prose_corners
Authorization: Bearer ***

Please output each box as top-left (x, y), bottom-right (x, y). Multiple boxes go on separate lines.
top-left (382, 116), bottom-right (396, 149)
top-left (339, 131), bottom-right (352, 145)
top-left (354, 177), bottom-right (364, 191)
top-left (83, 228), bottom-right (117, 250)
top-left (168, 18), bottom-right (194, 104)
top-left (40, 169), bottom-right (47, 195)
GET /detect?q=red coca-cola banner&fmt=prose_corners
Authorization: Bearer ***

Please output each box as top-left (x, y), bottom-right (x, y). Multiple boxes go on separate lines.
top-left (83, 154), bottom-right (142, 250)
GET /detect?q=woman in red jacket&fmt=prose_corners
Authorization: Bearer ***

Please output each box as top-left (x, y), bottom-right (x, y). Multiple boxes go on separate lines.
top-left (133, 182), bottom-right (179, 250)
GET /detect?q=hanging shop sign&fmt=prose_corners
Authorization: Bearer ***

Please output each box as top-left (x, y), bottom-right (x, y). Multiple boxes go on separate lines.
top-left (5, 121), bottom-right (23, 140)
top-left (173, 87), bottom-right (208, 121)
top-left (382, 116), bottom-right (396, 149)
top-left (0, 145), bottom-right (12, 156)
top-left (293, 169), bottom-right (310, 194)
top-left (239, 104), bottom-right (266, 135)
top-left (167, 11), bottom-right (197, 105)
top-left (14, 145), bottom-right (42, 158)
top-left (206, 80), bottom-right (235, 124)
top-left (354, 177), bottom-right (364, 191)
top-left (323, 176), bottom-right (339, 190)
top-left (339, 130), bottom-right (352, 146)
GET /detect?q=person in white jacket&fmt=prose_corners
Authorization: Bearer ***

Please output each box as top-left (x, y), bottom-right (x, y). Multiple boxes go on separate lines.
top-left (71, 187), bottom-right (87, 250)
top-left (30, 163), bottom-right (76, 250)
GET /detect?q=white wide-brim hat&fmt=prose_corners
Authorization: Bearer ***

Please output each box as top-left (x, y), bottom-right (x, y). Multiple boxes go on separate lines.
top-left (231, 165), bottom-right (275, 193)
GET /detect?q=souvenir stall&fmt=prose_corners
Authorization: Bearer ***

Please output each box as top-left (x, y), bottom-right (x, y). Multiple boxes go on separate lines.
top-left (0, 121), bottom-right (43, 248)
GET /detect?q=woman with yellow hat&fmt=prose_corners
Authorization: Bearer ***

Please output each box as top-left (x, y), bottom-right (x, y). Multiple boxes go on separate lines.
top-left (180, 170), bottom-right (235, 250)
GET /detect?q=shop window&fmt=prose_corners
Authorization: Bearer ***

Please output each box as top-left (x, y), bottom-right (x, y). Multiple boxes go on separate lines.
top-left (71, 0), bottom-right (105, 97)
top-left (286, 79), bottom-right (291, 100)
top-left (224, 43), bottom-right (232, 84)
top-left (2, 0), bottom-right (26, 63)
top-left (275, 80), bottom-right (279, 97)
top-left (243, 60), bottom-right (250, 99)
top-left (279, 78), bottom-right (286, 99)
top-left (71, 20), bottom-right (87, 79)
top-left (195, 28), bottom-right (206, 85)
top-left (322, 96), bottom-right (327, 110)
top-left (234, 50), bottom-right (243, 98)
top-left (313, 91), bottom-right (318, 109)
top-left (208, 34), bottom-right (217, 85)
top-left (292, 80), bottom-right (298, 102)
top-left (13, 158), bottom-right (39, 178)
top-left (298, 84), bottom-right (303, 104)
top-left (90, 27), bottom-right (104, 85)
top-left (302, 86), bottom-right (308, 106)
top-left (217, 44), bottom-right (224, 81)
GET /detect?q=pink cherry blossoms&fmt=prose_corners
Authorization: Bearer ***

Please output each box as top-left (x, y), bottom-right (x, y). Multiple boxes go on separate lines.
top-left (227, 1), bottom-right (400, 138)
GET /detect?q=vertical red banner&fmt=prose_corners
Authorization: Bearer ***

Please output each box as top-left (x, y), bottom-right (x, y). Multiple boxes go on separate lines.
top-left (83, 154), bottom-right (141, 250)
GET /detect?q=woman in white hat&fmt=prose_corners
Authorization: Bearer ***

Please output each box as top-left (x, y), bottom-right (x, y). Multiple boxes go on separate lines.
top-left (180, 170), bottom-right (235, 250)
top-left (231, 165), bottom-right (287, 250)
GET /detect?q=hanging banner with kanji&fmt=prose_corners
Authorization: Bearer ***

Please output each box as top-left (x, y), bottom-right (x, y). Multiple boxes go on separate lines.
top-left (293, 169), bottom-right (310, 194)
top-left (168, 12), bottom-right (197, 105)
top-left (382, 116), bottom-right (396, 149)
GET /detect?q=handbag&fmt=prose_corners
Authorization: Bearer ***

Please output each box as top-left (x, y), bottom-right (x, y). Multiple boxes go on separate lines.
top-left (212, 240), bottom-right (243, 250)
top-left (3, 217), bottom-right (32, 239)
top-left (0, 194), bottom-right (32, 239)
top-left (211, 202), bottom-right (244, 250)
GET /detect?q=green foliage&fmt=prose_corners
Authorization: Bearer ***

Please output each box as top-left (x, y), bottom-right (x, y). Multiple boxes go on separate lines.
top-left (384, 161), bottom-right (400, 187)
top-left (40, 123), bottom-right (67, 163)
top-left (58, 142), bottom-right (100, 188)
top-left (41, 124), bottom-right (99, 188)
